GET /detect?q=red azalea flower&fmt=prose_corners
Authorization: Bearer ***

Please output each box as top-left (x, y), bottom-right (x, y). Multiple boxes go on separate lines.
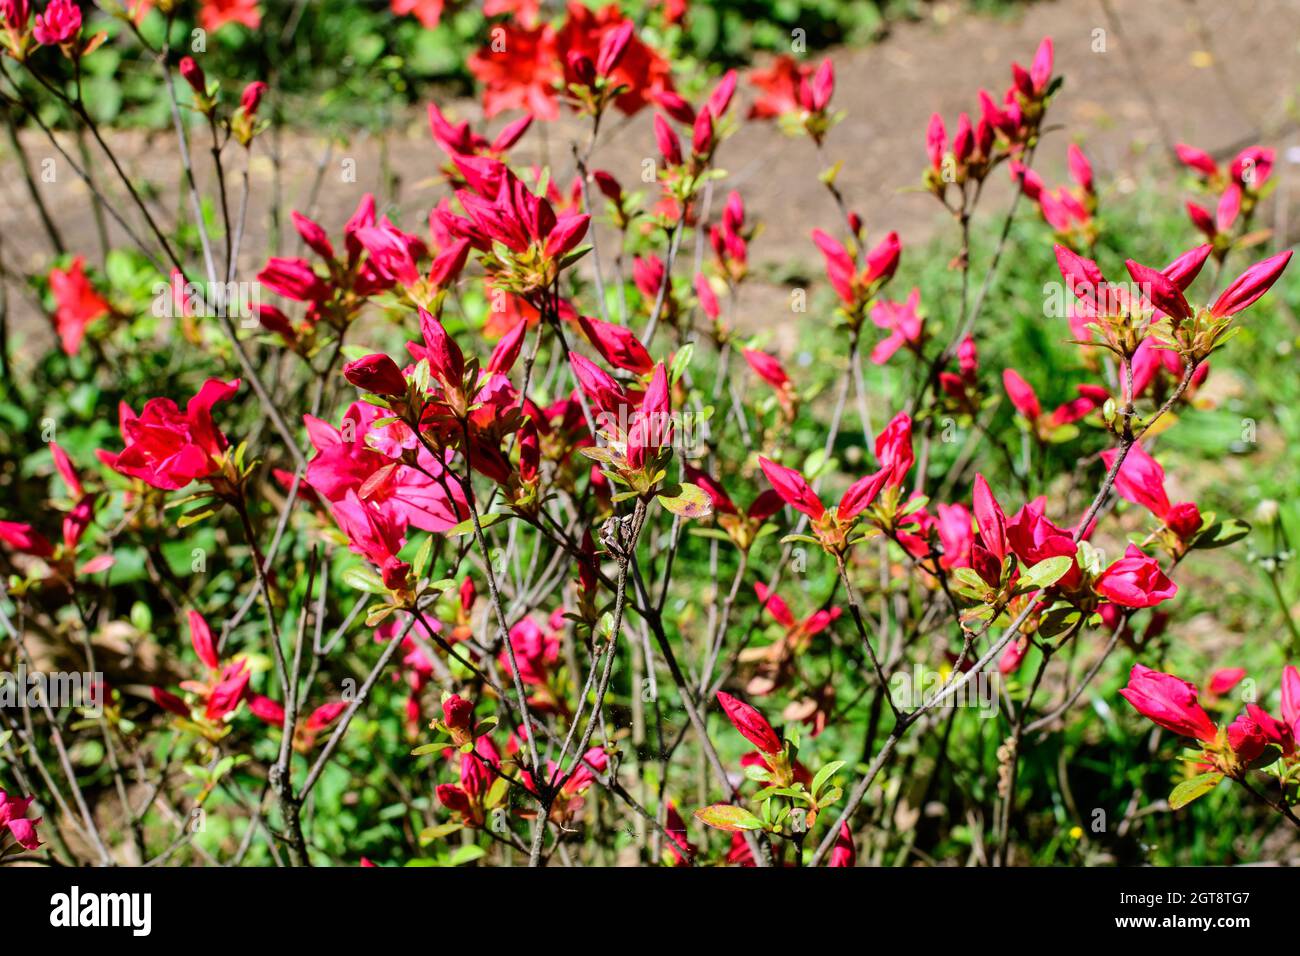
top-left (100, 378), bottom-right (240, 491)
top-left (48, 256), bottom-right (110, 355)
top-left (199, 0), bottom-right (260, 32)
top-left (467, 22), bottom-right (561, 120)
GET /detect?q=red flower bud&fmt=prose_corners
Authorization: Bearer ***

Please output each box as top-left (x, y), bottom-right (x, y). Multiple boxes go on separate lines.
top-left (566, 50), bottom-right (596, 87)
top-left (716, 691), bottom-right (782, 755)
top-left (179, 56), bottom-right (207, 96)
top-left (188, 609), bottom-right (219, 671)
top-left (1164, 501), bottom-right (1202, 540)
top-left (654, 113), bottom-right (682, 166)
top-left (758, 457), bottom-right (825, 521)
top-left (1209, 250), bottom-right (1293, 319)
top-left (241, 80), bottom-right (268, 116)
top-left (442, 694), bottom-right (474, 732)
top-left (596, 20), bottom-right (634, 76)
top-left (343, 354), bottom-right (408, 397)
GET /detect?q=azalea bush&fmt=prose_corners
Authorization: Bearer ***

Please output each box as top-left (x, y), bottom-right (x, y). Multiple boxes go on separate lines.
top-left (0, 0), bottom-right (1297, 870)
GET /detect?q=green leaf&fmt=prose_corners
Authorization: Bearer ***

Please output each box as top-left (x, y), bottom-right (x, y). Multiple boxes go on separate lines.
top-left (693, 803), bottom-right (764, 832)
top-left (418, 822), bottom-right (463, 845)
top-left (177, 508), bottom-right (216, 529)
top-left (951, 567), bottom-right (988, 591)
top-left (669, 343), bottom-right (694, 384)
top-left (365, 604), bottom-right (395, 627)
top-left (1191, 518), bottom-right (1250, 550)
top-left (780, 533), bottom-right (821, 546)
top-left (444, 511), bottom-right (511, 537)
top-left (899, 495), bottom-right (929, 516)
top-left (656, 482), bottom-right (712, 519)
top-left (1168, 772), bottom-right (1224, 810)
top-left (448, 844), bottom-right (487, 867)
top-left (1038, 603), bottom-right (1082, 638)
top-left (810, 760), bottom-right (845, 800)
top-left (343, 567), bottom-right (387, 594)
top-left (411, 535), bottom-right (434, 579)
top-left (1017, 555), bottom-right (1074, 591)
top-left (410, 743), bottom-right (443, 756)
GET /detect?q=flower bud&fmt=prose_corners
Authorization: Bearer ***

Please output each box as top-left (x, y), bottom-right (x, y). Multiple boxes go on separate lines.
top-left (441, 694), bottom-right (473, 733)
top-left (179, 56), bottom-right (206, 96)
top-left (240, 80), bottom-right (268, 116)
top-left (343, 354), bottom-right (408, 397)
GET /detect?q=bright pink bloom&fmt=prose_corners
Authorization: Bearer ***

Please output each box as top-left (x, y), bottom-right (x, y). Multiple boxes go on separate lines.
top-left (303, 402), bottom-right (465, 533)
top-left (249, 694), bottom-right (286, 725)
top-left (0, 790), bottom-right (41, 850)
top-left (1245, 703), bottom-right (1294, 756)
top-left (1230, 146), bottom-right (1274, 189)
top-left (1094, 545), bottom-right (1177, 608)
top-left (1101, 442), bottom-right (1170, 518)
top-left (330, 491), bottom-right (410, 590)
top-left (754, 582), bottom-right (840, 640)
top-left (626, 363), bottom-right (671, 470)
top-left (1119, 663), bottom-right (1218, 742)
top-left (501, 617), bottom-right (559, 688)
top-left (811, 229), bottom-right (901, 310)
top-left (557, 3), bottom-right (673, 116)
top-left (305, 700), bottom-right (347, 734)
top-left (1006, 499), bottom-right (1076, 573)
top-left (442, 694), bottom-right (474, 732)
top-left (1125, 257), bottom-right (1192, 322)
top-left (935, 503), bottom-right (974, 570)
top-left (1067, 143), bottom-right (1093, 193)
top-left (1186, 200), bottom-right (1216, 239)
top-left (0, 520), bottom-right (54, 558)
top-left (1227, 711), bottom-right (1267, 763)
top-left (654, 113), bottom-right (682, 165)
top-left (869, 288), bottom-right (923, 364)
top-left (926, 113), bottom-right (946, 172)
top-left (240, 80), bottom-right (267, 116)
top-left (837, 470), bottom-right (889, 522)
top-left (32, 0), bottom-right (78, 45)
top-left (568, 352), bottom-right (629, 416)
top-left (694, 273), bottom-right (720, 321)
top-left (1047, 384), bottom-right (1108, 427)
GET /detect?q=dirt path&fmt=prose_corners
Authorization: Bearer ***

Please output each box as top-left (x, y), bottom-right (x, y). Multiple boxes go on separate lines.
top-left (3, 0), bottom-right (1298, 350)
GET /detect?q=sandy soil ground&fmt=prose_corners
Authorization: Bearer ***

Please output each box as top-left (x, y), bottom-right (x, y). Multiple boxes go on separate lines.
top-left (2, 0), bottom-right (1299, 352)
